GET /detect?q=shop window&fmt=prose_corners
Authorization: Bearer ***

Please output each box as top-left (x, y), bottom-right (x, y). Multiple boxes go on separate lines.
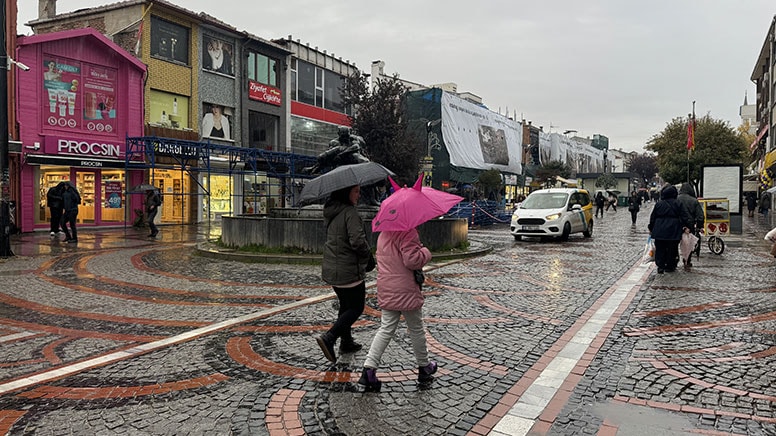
top-left (249, 111), bottom-right (279, 150)
top-left (150, 16), bottom-right (190, 65)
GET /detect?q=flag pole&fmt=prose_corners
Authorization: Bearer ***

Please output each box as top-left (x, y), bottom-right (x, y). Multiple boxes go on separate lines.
top-left (686, 101), bottom-right (696, 184)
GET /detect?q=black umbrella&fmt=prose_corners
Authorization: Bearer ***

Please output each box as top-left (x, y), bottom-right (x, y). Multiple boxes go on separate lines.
top-left (299, 162), bottom-right (395, 205)
top-left (130, 184), bottom-right (160, 193)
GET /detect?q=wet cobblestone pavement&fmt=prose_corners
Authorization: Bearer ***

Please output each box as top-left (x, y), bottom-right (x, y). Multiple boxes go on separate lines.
top-left (1, 207), bottom-right (775, 435)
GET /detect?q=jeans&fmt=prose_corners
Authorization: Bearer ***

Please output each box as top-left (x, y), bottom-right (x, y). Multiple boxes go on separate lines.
top-left (62, 209), bottom-right (78, 240)
top-left (328, 282), bottom-right (365, 345)
top-left (630, 209), bottom-right (638, 224)
top-left (49, 207), bottom-right (62, 233)
top-left (363, 308), bottom-right (429, 369)
top-left (147, 207), bottom-right (158, 235)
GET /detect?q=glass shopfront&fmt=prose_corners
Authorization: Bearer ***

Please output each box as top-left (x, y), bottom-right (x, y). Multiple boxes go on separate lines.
top-left (150, 169), bottom-right (195, 224)
top-left (202, 174), bottom-right (234, 220)
top-left (36, 165), bottom-right (127, 226)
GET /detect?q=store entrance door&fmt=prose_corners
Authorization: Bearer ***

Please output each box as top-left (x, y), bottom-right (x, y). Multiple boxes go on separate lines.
top-left (74, 169), bottom-right (98, 224)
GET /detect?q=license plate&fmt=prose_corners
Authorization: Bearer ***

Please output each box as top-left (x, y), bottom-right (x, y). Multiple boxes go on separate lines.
top-left (522, 225), bottom-right (539, 231)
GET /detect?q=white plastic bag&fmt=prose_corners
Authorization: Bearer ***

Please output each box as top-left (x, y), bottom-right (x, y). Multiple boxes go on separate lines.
top-left (680, 232), bottom-right (699, 261)
top-left (765, 227), bottom-right (776, 242)
top-left (643, 236), bottom-right (655, 263)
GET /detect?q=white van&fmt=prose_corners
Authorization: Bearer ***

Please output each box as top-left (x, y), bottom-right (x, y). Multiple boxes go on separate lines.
top-left (510, 188), bottom-right (594, 241)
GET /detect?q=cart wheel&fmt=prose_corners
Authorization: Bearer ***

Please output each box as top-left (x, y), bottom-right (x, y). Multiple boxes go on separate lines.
top-left (707, 236), bottom-right (724, 255)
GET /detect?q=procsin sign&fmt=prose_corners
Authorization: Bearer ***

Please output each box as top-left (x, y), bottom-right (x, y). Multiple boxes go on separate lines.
top-left (57, 139), bottom-right (121, 158)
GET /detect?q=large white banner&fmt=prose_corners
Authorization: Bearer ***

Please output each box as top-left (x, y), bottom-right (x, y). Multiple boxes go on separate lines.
top-left (441, 92), bottom-right (522, 174)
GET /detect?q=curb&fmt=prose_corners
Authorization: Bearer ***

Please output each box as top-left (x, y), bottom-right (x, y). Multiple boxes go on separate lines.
top-left (194, 240), bottom-right (493, 264)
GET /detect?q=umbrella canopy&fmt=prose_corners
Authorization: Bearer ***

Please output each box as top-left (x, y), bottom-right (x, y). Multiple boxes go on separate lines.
top-left (606, 190), bottom-right (621, 196)
top-left (299, 162), bottom-right (395, 205)
top-left (130, 184), bottom-right (160, 193)
top-left (372, 175), bottom-right (464, 232)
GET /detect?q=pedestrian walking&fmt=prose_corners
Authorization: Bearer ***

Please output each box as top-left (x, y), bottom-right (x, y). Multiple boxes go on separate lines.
top-left (46, 182), bottom-right (64, 236)
top-left (676, 183), bottom-right (704, 268)
top-left (746, 192), bottom-right (757, 218)
top-left (61, 183), bottom-right (81, 244)
top-left (594, 191), bottom-right (605, 218)
top-left (628, 190), bottom-right (641, 225)
top-left (648, 185), bottom-right (693, 274)
top-left (316, 185), bottom-right (375, 363)
top-left (145, 189), bottom-right (162, 238)
top-left (760, 191), bottom-right (771, 222)
top-left (358, 228), bottom-right (435, 392)
top-left (607, 192), bottom-right (617, 212)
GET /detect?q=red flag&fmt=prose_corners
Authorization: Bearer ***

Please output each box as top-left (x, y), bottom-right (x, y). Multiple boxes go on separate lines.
top-left (686, 114), bottom-right (695, 151)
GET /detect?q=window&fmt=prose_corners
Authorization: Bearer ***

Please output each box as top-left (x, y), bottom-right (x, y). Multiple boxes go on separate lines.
top-left (249, 111), bottom-right (279, 150)
top-left (324, 70), bottom-right (345, 113)
top-left (202, 35), bottom-right (234, 76)
top-left (289, 59), bottom-right (297, 101)
top-left (150, 16), bottom-right (189, 64)
top-left (247, 52), bottom-right (278, 86)
top-left (296, 61), bottom-right (315, 105)
top-left (292, 59), bottom-right (347, 113)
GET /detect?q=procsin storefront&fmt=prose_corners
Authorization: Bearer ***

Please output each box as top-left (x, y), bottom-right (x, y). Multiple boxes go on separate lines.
top-left (16, 28), bottom-right (147, 232)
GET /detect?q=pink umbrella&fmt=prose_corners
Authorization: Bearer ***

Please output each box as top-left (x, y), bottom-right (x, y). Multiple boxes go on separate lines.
top-left (372, 175), bottom-right (464, 232)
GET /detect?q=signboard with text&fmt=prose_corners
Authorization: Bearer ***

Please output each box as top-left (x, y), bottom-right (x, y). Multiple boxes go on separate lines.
top-left (248, 80), bottom-right (282, 106)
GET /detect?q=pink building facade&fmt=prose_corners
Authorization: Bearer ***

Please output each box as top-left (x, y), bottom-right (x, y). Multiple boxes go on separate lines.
top-left (16, 28), bottom-right (147, 232)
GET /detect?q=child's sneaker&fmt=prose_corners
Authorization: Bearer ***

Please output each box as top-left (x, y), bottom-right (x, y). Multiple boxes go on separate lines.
top-left (357, 367), bottom-right (381, 392)
top-left (418, 361), bottom-right (437, 384)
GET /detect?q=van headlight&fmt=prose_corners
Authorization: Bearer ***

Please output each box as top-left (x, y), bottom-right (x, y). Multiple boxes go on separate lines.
top-left (545, 213), bottom-right (561, 221)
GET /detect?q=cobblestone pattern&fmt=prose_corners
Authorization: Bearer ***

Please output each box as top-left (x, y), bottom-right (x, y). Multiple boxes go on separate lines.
top-left (0, 209), bottom-right (775, 434)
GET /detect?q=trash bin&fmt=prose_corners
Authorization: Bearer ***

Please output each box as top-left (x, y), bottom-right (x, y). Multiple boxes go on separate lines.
top-left (618, 196), bottom-right (628, 207)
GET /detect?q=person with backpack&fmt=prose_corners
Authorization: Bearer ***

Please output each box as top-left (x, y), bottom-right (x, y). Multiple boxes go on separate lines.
top-left (145, 189), bottom-right (162, 238)
top-left (61, 182), bottom-right (81, 244)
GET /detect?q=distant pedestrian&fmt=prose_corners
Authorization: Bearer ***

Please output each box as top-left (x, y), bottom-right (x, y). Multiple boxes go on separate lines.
top-left (358, 226), bottom-right (435, 392)
top-left (316, 185), bottom-right (375, 363)
top-left (761, 191), bottom-right (771, 222)
top-left (61, 183), bottom-right (81, 244)
top-left (648, 185), bottom-right (693, 274)
top-left (594, 191), bottom-right (605, 218)
top-left (145, 189), bottom-right (162, 238)
top-left (746, 192), bottom-right (757, 217)
top-left (676, 183), bottom-right (704, 268)
top-left (628, 190), bottom-right (641, 225)
top-left (46, 182), bottom-right (64, 236)
top-left (606, 192), bottom-right (617, 212)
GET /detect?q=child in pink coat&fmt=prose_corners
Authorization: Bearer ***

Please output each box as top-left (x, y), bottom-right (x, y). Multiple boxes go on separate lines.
top-left (358, 227), bottom-right (436, 392)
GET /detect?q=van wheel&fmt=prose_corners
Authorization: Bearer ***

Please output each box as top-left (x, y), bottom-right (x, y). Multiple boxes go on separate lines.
top-left (513, 235), bottom-right (522, 241)
top-left (583, 220), bottom-right (593, 238)
top-left (560, 222), bottom-right (571, 241)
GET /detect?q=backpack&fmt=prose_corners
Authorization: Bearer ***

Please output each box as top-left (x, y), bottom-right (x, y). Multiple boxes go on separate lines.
top-left (153, 192), bottom-right (162, 207)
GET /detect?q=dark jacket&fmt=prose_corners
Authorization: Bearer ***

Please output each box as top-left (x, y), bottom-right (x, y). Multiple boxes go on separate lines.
top-left (61, 187), bottom-right (81, 213)
top-left (761, 192), bottom-right (771, 211)
top-left (676, 183), bottom-right (704, 228)
top-left (648, 185), bottom-right (693, 241)
top-left (46, 186), bottom-right (63, 209)
top-left (321, 199), bottom-right (371, 286)
top-left (595, 192), bottom-right (605, 207)
top-left (628, 194), bottom-right (640, 211)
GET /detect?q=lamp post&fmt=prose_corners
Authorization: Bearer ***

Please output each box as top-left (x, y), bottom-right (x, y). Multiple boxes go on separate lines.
top-left (0, 0), bottom-right (13, 257)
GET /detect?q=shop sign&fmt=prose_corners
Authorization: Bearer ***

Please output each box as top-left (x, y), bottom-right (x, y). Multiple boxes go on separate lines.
top-left (153, 141), bottom-right (199, 158)
top-left (44, 136), bottom-right (123, 159)
top-left (248, 80), bottom-right (282, 106)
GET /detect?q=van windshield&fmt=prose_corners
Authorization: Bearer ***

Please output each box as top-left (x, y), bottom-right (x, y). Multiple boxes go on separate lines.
top-left (522, 193), bottom-right (569, 209)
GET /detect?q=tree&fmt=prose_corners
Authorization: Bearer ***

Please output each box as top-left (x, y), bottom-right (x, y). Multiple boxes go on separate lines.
top-left (736, 120), bottom-right (757, 168)
top-left (595, 173), bottom-right (617, 190)
top-left (535, 160), bottom-right (571, 188)
top-left (645, 115), bottom-right (747, 188)
top-left (477, 168), bottom-right (502, 201)
top-left (341, 72), bottom-right (424, 183)
top-left (627, 153), bottom-right (658, 187)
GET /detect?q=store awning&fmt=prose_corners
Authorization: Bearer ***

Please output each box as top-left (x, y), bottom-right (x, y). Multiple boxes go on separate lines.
top-left (25, 154), bottom-right (127, 169)
top-left (764, 148), bottom-right (776, 170)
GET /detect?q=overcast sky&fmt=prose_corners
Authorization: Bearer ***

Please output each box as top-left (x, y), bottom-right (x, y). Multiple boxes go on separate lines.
top-left (16, 1), bottom-right (776, 153)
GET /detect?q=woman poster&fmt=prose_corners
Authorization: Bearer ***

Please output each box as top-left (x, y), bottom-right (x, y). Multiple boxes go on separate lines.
top-left (202, 104), bottom-right (231, 140)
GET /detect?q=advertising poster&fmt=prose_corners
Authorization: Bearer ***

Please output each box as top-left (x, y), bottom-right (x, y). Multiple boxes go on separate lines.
top-left (83, 64), bottom-right (118, 134)
top-left (105, 182), bottom-right (123, 208)
top-left (43, 58), bottom-right (81, 130)
top-left (202, 103), bottom-right (233, 140)
top-left (203, 35), bottom-right (234, 76)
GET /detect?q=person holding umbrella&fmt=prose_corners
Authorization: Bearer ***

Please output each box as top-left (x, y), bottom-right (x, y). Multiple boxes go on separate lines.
top-left (46, 182), bottom-right (65, 236)
top-left (61, 182), bottom-right (81, 244)
top-left (145, 188), bottom-right (162, 238)
top-left (316, 184), bottom-right (376, 363)
top-left (358, 175), bottom-right (463, 392)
